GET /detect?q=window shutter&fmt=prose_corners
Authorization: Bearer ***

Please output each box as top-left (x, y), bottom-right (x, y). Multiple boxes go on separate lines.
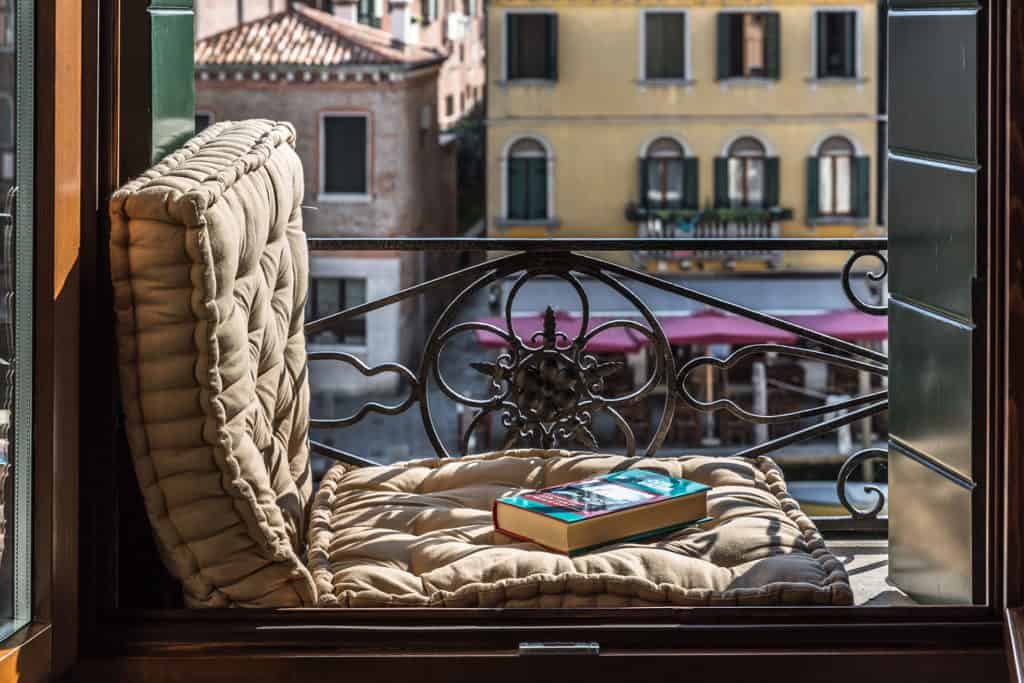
top-left (716, 13), bottom-right (733, 80)
top-left (428, 0), bottom-right (437, 22)
top-left (506, 14), bottom-right (519, 79)
top-left (713, 157), bottom-right (729, 208)
top-left (816, 13), bottom-right (828, 78)
top-left (763, 156), bottom-right (780, 208)
top-left (528, 157), bottom-right (548, 219)
top-left (468, 0), bottom-right (475, 16)
top-left (546, 14), bottom-right (558, 80)
top-left (683, 157), bottom-right (699, 210)
top-left (507, 158), bottom-right (526, 219)
top-left (806, 157), bottom-right (820, 220)
top-left (764, 12), bottom-right (781, 79)
top-left (638, 158), bottom-right (650, 208)
top-left (854, 155), bottom-right (870, 218)
top-left (843, 12), bottom-right (857, 77)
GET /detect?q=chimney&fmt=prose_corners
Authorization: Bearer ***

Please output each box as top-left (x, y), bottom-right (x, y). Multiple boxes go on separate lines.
top-left (331, 0), bottom-right (358, 23)
top-left (389, 0), bottom-right (419, 45)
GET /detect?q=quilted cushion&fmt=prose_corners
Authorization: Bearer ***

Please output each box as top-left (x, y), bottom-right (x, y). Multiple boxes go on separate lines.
top-left (110, 120), bottom-right (315, 607)
top-left (308, 449), bottom-right (853, 607)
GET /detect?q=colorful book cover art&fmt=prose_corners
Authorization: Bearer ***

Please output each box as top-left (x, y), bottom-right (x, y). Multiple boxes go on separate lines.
top-left (499, 469), bottom-right (710, 524)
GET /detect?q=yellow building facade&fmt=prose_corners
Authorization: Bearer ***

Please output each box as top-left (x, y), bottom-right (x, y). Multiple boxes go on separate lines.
top-left (486, 0), bottom-right (884, 271)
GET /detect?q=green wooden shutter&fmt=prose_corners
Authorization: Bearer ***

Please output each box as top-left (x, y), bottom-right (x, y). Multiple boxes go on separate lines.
top-left (816, 13), bottom-right (828, 78)
top-left (845, 13), bottom-right (857, 76)
top-left (683, 157), bottom-right (699, 210)
top-left (528, 157), bottom-right (548, 219)
top-left (507, 14), bottom-right (519, 79)
top-left (546, 14), bottom-right (558, 80)
top-left (806, 157), bottom-right (820, 220)
top-left (763, 156), bottom-right (780, 208)
top-left (638, 158), bottom-right (650, 208)
top-left (716, 13), bottom-right (733, 80)
top-left (508, 158), bottom-right (526, 219)
top-left (714, 157), bottom-right (729, 208)
top-left (763, 12), bottom-right (781, 79)
top-left (854, 155), bottom-right (870, 218)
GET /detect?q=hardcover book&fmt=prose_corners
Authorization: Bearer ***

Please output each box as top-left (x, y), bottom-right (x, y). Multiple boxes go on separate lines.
top-left (493, 469), bottom-right (711, 556)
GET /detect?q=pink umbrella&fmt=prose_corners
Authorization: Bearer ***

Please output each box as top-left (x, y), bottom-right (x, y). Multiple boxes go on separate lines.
top-left (787, 309), bottom-right (888, 342)
top-left (659, 309), bottom-right (799, 345)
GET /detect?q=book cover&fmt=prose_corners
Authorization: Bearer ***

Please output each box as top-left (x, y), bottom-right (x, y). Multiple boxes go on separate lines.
top-left (493, 469), bottom-right (711, 556)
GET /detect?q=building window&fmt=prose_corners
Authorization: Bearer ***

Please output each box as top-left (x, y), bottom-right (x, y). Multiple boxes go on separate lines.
top-left (506, 13), bottom-right (558, 81)
top-left (818, 136), bottom-right (854, 216)
top-left (0, 0), bottom-right (12, 49)
top-left (0, 95), bottom-right (12, 147)
top-left (640, 137), bottom-right (697, 210)
top-left (306, 277), bottom-right (368, 346)
top-left (715, 136), bottom-right (779, 209)
top-left (506, 137), bottom-right (549, 221)
top-left (321, 113), bottom-right (370, 197)
top-left (807, 136), bottom-right (870, 220)
top-left (643, 12), bottom-right (687, 80)
top-left (816, 11), bottom-right (858, 78)
top-left (459, 92), bottom-right (465, 114)
top-left (717, 12), bottom-right (780, 80)
top-left (194, 111), bottom-right (213, 134)
top-left (459, 44), bottom-right (465, 62)
top-left (445, 95), bottom-right (454, 117)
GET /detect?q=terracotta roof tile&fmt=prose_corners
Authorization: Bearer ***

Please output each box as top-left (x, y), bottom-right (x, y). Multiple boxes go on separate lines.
top-left (195, 3), bottom-right (443, 69)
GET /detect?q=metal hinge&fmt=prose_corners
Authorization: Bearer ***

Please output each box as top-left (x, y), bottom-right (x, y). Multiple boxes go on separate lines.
top-left (518, 642), bottom-right (600, 656)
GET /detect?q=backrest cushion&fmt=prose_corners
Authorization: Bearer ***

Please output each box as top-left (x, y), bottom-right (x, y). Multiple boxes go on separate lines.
top-left (110, 120), bottom-right (315, 607)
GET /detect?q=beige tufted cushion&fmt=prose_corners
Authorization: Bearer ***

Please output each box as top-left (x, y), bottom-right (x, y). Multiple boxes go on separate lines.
top-left (308, 449), bottom-right (852, 607)
top-left (110, 120), bottom-right (315, 607)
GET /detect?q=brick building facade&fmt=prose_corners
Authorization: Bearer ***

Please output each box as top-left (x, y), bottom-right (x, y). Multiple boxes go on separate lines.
top-left (196, 4), bottom-right (458, 396)
top-left (195, 0), bottom-right (485, 131)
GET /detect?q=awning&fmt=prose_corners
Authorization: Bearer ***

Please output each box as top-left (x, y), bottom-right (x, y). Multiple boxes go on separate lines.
top-left (787, 309), bottom-right (889, 342)
top-left (659, 309), bottom-right (799, 345)
top-left (473, 310), bottom-right (644, 353)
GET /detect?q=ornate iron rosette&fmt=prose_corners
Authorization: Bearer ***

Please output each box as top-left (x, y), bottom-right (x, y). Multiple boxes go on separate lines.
top-left (836, 447), bottom-right (888, 519)
top-left (418, 254), bottom-right (677, 458)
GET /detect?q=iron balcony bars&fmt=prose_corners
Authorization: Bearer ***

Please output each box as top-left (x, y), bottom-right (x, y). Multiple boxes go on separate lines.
top-left (303, 236), bottom-right (889, 532)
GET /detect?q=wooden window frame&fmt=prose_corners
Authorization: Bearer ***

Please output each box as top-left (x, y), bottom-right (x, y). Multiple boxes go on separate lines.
top-left (55, 0), bottom-right (1024, 680)
top-left (727, 137), bottom-right (767, 208)
top-left (818, 139), bottom-right (855, 217)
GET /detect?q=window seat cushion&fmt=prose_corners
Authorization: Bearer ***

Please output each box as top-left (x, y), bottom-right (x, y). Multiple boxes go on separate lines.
top-left (308, 449), bottom-right (853, 607)
top-left (109, 120), bottom-right (315, 607)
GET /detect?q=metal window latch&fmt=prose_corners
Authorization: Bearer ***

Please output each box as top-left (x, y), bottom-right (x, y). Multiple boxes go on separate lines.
top-left (518, 642), bottom-right (600, 656)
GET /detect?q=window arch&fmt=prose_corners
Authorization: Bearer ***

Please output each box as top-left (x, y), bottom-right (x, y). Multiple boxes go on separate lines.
top-left (726, 136), bottom-right (766, 208)
top-left (816, 135), bottom-right (855, 216)
top-left (641, 137), bottom-right (689, 210)
top-left (504, 136), bottom-right (551, 221)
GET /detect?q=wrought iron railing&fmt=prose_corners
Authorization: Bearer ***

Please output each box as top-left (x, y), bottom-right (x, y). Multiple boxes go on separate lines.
top-left (304, 237), bottom-right (889, 534)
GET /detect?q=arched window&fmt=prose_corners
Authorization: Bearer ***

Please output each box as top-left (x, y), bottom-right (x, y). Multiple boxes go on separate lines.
top-left (642, 137), bottom-right (685, 209)
top-left (727, 136), bottom-right (766, 208)
top-left (506, 137), bottom-right (549, 220)
top-left (817, 136), bottom-right (855, 216)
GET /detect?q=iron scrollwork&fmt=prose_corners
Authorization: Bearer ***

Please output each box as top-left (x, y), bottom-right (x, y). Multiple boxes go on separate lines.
top-left (305, 238), bottom-right (890, 528)
top-left (842, 250), bottom-right (888, 316)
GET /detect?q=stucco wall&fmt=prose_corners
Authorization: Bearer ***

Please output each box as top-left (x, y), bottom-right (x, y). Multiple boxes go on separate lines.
top-left (485, 0), bottom-right (882, 272)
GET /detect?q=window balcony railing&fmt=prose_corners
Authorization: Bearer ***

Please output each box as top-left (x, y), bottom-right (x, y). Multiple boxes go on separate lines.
top-left (303, 236), bottom-right (888, 536)
top-left (626, 204), bottom-right (795, 270)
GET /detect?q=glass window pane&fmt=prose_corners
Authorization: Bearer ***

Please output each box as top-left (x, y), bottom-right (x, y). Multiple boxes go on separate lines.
top-left (835, 155), bottom-right (852, 214)
top-left (742, 14), bottom-right (765, 76)
top-left (728, 157), bottom-right (744, 205)
top-left (0, 0), bottom-right (29, 642)
top-left (746, 158), bottom-right (764, 205)
top-left (665, 159), bottom-right (684, 206)
top-left (646, 160), bottom-right (662, 204)
top-left (819, 157), bottom-right (834, 214)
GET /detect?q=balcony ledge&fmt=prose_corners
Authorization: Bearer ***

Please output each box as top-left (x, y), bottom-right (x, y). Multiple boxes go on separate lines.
top-left (494, 217), bottom-right (562, 229)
